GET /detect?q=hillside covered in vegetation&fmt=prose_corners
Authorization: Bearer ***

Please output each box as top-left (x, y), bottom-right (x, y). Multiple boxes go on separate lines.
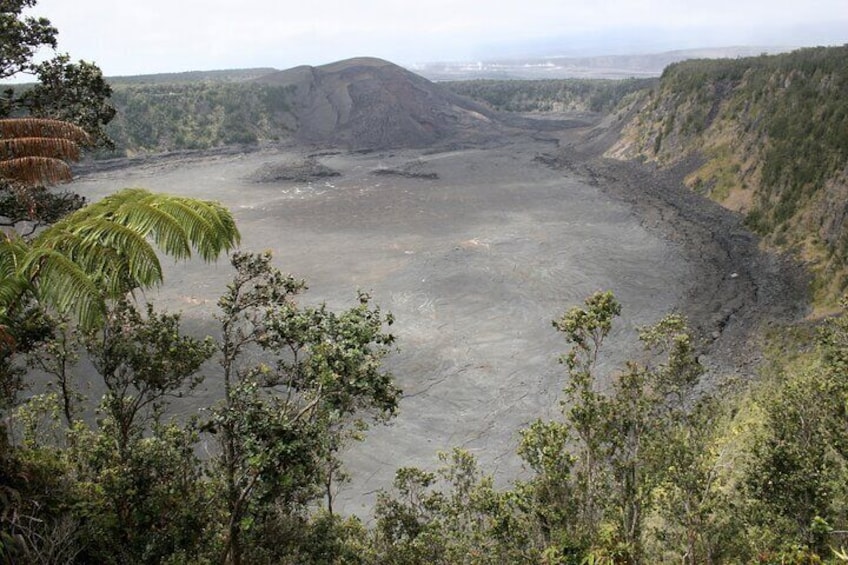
top-left (105, 81), bottom-right (295, 153)
top-left (607, 45), bottom-right (848, 303)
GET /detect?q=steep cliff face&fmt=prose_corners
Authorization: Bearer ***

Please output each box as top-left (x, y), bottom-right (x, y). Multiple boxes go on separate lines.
top-left (607, 46), bottom-right (848, 302)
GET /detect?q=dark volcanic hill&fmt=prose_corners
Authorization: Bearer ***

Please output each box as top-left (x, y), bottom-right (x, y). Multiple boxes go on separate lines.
top-left (254, 57), bottom-right (500, 149)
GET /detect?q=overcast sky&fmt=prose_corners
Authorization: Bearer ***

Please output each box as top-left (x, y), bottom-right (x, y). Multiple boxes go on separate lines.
top-left (21, 0), bottom-right (848, 76)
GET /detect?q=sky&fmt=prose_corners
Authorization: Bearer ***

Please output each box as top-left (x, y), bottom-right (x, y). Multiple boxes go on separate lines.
top-left (17, 0), bottom-right (848, 77)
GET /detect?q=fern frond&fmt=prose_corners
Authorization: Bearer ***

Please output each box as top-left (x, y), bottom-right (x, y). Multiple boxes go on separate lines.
top-left (146, 196), bottom-right (219, 260)
top-left (0, 235), bottom-right (28, 278)
top-left (0, 137), bottom-right (81, 161)
top-left (1, 186), bottom-right (239, 329)
top-left (73, 218), bottom-right (164, 291)
top-left (180, 196), bottom-right (241, 257)
top-left (72, 187), bottom-right (150, 219)
top-left (110, 198), bottom-right (193, 260)
top-left (0, 118), bottom-right (90, 145)
top-left (21, 247), bottom-right (105, 330)
top-left (146, 194), bottom-right (240, 259)
top-left (0, 236), bottom-right (31, 328)
top-left (0, 156), bottom-right (73, 185)
top-left (0, 273), bottom-right (31, 313)
top-left (35, 217), bottom-right (164, 296)
top-left (64, 188), bottom-right (240, 261)
top-left (0, 118), bottom-right (88, 187)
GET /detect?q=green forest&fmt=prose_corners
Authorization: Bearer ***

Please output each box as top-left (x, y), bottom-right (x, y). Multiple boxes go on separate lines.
top-left (105, 82), bottom-right (295, 153)
top-left (3, 1), bottom-right (848, 562)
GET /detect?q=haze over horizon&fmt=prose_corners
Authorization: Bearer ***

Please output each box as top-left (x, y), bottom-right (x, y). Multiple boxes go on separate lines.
top-left (10, 0), bottom-right (848, 78)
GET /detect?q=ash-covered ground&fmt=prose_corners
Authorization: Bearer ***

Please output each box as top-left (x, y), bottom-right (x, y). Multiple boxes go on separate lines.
top-left (68, 125), bottom-right (806, 515)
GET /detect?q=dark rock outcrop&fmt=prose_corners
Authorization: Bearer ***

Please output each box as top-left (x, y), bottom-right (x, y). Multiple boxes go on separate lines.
top-left (249, 158), bottom-right (341, 183)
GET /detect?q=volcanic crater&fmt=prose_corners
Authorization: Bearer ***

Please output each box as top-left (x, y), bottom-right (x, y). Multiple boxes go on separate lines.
top-left (67, 58), bottom-right (807, 514)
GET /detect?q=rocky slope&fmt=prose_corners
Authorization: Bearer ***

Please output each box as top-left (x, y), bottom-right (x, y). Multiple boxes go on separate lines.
top-left (254, 57), bottom-right (501, 149)
top-left (605, 46), bottom-right (848, 304)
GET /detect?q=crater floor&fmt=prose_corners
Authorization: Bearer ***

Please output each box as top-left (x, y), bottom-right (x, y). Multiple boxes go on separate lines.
top-left (69, 139), bottom-right (712, 515)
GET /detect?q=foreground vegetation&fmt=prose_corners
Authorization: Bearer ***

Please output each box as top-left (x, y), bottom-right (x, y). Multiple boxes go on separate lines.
top-left (5, 286), bottom-right (848, 564)
top-left (2, 250), bottom-right (399, 564)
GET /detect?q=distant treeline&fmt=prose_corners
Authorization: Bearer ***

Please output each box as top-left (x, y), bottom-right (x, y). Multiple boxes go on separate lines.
top-left (444, 78), bottom-right (656, 113)
top-left (107, 68), bottom-right (279, 86)
top-left (104, 81), bottom-right (295, 154)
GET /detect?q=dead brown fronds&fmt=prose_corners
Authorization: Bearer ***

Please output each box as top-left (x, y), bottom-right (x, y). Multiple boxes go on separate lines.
top-left (0, 118), bottom-right (90, 146)
top-left (0, 118), bottom-right (86, 187)
top-left (0, 156), bottom-right (73, 186)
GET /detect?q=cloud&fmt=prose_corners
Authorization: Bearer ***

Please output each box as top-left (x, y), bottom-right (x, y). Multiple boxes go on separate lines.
top-left (21, 0), bottom-right (848, 75)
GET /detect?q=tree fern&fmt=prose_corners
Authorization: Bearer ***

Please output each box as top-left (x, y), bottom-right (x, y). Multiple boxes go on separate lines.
top-left (32, 216), bottom-right (163, 295)
top-left (2, 188), bottom-right (240, 329)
